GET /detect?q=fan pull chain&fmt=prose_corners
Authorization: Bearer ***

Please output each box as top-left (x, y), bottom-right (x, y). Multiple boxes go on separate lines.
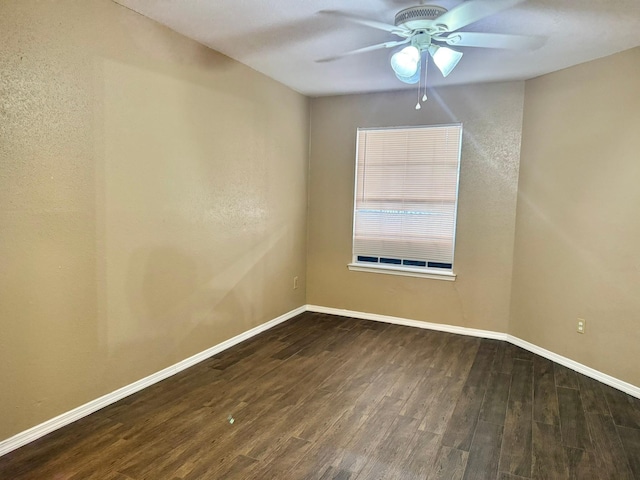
top-left (415, 53), bottom-right (428, 110)
top-left (422, 55), bottom-right (428, 102)
top-left (415, 56), bottom-right (422, 110)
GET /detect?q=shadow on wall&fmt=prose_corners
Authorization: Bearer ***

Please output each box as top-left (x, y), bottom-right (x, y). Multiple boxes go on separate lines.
top-left (127, 247), bottom-right (202, 329)
top-left (99, 245), bottom-right (245, 386)
top-left (98, 222), bottom-right (290, 386)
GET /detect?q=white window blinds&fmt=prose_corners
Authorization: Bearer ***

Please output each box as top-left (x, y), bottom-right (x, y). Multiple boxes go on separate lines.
top-left (353, 124), bottom-right (462, 271)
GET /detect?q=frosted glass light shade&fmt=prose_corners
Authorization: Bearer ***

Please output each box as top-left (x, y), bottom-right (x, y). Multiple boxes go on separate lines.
top-left (390, 46), bottom-right (421, 78)
top-left (395, 59), bottom-right (421, 84)
top-left (428, 45), bottom-right (463, 77)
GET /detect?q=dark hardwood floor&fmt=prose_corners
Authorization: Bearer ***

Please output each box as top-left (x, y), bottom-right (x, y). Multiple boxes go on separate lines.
top-left (1, 312), bottom-right (639, 479)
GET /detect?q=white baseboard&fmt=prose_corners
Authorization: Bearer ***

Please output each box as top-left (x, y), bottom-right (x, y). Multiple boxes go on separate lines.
top-left (306, 304), bottom-right (640, 399)
top-left (507, 335), bottom-right (640, 399)
top-left (0, 305), bottom-right (306, 458)
top-left (306, 305), bottom-right (508, 341)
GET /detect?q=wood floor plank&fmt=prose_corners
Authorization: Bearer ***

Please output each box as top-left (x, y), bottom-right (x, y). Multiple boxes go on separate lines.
top-left (240, 352), bottom-right (327, 404)
top-left (78, 472), bottom-right (134, 480)
top-left (292, 383), bottom-right (371, 443)
top-left (384, 324), bottom-right (421, 348)
top-left (387, 330), bottom-right (432, 368)
top-left (554, 363), bottom-right (579, 389)
top-left (533, 355), bottom-right (560, 425)
top-left (355, 415), bottom-right (421, 479)
top-left (564, 446), bottom-right (598, 480)
top-left (411, 331), bottom-right (451, 367)
top-left (118, 437), bottom-right (198, 480)
top-left (319, 466), bottom-right (354, 480)
top-left (463, 420), bottom-right (502, 480)
top-left (285, 407), bottom-right (369, 479)
top-left (479, 371), bottom-right (511, 426)
top-left (586, 413), bottom-right (635, 479)
top-left (272, 328), bottom-right (328, 360)
top-left (332, 396), bottom-right (405, 475)
top-left (83, 414), bottom-right (205, 478)
top-left (400, 430), bottom-right (442, 480)
top-left (210, 455), bottom-right (259, 479)
top-left (428, 334), bottom-right (468, 372)
top-left (385, 368), bottom-right (424, 401)
top-left (499, 359), bottom-right (533, 478)
top-left (192, 394), bottom-right (298, 473)
top-left (428, 446), bottom-right (468, 480)
top-left (576, 373), bottom-right (610, 415)
top-left (601, 384), bottom-right (640, 429)
top-left (278, 354), bottom-right (345, 407)
top-left (176, 403), bottom-right (293, 479)
top-left (419, 375), bottom-right (466, 435)
top-left (532, 421), bottom-right (569, 479)
top-left (0, 415), bottom-right (123, 478)
top-left (464, 340), bottom-right (497, 388)
top-left (511, 345), bottom-right (533, 362)
top-left (240, 390), bottom-right (331, 460)
top-left (617, 425), bottom-right (640, 479)
top-left (557, 386), bottom-right (592, 450)
top-left (441, 336), bottom-right (479, 379)
top-left (208, 339), bottom-right (267, 370)
top-left (401, 368), bottom-right (449, 420)
top-left (244, 436), bottom-right (311, 480)
top-left (324, 326), bottom-right (365, 354)
top-left (318, 335), bottom-right (391, 393)
top-left (494, 343), bottom-right (516, 375)
top-left (441, 384), bottom-right (484, 451)
top-left (354, 362), bottom-right (414, 408)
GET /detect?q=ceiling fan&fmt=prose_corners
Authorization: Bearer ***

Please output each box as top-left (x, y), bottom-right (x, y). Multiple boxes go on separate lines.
top-left (319, 0), bottom-right (545, 105)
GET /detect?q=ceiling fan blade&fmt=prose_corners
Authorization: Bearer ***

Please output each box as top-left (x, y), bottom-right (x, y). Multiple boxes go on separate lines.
top-left (438, 32), bottom-right (546, 50)
top-left (317, 39), bottom-right (411, 63)
top-left (319, 10), bottom-right (410, 35)
top-left (434, 0), bottom-right (525, 32)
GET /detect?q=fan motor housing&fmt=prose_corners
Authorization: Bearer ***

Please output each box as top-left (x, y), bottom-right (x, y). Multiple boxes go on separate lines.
top-left (395, 5), bottom-right (448, 31)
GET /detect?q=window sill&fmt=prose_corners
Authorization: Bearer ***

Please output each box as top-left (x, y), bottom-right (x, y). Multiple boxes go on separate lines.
top-left (347, 263), bottom-right (456, 281)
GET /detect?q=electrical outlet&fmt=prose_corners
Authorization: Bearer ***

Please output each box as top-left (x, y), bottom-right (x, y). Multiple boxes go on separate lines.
top-left (577, 318), bottom-right (586, 334)
top-left (293, 276), bottom-right (299, 290)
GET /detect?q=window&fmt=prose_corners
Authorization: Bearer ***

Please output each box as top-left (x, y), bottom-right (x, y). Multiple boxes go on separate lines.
top-left (349, 124), bottom-right (462, 280)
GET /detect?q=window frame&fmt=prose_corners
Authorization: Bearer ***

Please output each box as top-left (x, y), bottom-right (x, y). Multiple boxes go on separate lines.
top-left (348, 123), bottom-right (463, 281)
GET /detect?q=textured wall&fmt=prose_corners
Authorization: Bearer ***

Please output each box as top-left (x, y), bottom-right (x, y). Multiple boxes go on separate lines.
top-left (307, 83), bottom-right (524, 332)
top-left (0, 0), bottom-right (308, 440)
top-left (510, 47), bottom-right (640, 386)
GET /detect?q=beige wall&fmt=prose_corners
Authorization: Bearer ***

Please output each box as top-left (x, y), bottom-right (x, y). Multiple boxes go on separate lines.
top-left (510, 47), bottom-right (640, 386)
top-left (307, 83), bottom-right (524, 333)
top-left (0, 0), bottom-right (308, 440)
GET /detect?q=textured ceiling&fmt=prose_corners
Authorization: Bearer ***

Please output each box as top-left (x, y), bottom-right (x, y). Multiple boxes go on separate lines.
top-left (114, 0), bottom-right (640, 96)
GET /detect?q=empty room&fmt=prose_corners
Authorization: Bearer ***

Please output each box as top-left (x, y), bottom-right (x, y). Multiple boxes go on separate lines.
top-left (1, 0), bottom-right (639, 478)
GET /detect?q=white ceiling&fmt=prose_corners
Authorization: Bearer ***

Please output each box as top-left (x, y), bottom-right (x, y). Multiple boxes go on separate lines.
top-left (115, 0), bottom-right (640, 97)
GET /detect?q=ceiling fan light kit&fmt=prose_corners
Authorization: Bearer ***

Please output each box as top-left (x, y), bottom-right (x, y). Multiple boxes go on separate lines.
top-left (394, 58), bottom-right (422, 85)
top-left (428, 44), bottom-right (464, 78)
top-left (320, 0), bottom-right (545, 108)
top-left (390, 46), bottom-right (421, 78)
